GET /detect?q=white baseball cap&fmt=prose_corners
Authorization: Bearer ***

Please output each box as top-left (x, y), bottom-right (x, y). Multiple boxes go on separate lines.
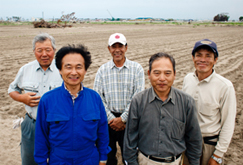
top-left (108, 33), bottom-right (127, 46)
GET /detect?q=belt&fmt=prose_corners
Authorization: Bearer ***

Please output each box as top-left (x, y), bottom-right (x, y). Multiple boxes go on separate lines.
top-left (203, 135), bottom-right (219, 146)
top-left (140, 150), bottom-right (181, 163)
top-left (26, 113), bottom-right (36, 121)
top-left (111, 111), bottom-right (122, 117)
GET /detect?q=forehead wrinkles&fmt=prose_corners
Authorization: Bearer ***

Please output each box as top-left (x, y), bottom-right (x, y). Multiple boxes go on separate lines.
top-left (35, 40), bottom-right (52, 48)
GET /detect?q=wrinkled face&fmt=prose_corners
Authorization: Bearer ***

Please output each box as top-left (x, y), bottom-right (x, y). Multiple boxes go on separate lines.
top-left (193, 49), bottom-right (217, 77)
top-left (108, 43), bottom-right (127, 66)
top-left (59, 53), bottom-right (87, 89)
top-left (34, 39), bottom-right (55, 70)
top-left (148, 57), bottom-right (175, 96)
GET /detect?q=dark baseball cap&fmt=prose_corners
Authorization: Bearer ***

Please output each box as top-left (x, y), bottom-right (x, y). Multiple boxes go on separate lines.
top-left (192, 39), bottom-right (218, 57)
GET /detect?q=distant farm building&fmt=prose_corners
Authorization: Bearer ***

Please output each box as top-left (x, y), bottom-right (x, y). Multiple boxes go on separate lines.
top-left (135, 17), bottom-right (154, 21)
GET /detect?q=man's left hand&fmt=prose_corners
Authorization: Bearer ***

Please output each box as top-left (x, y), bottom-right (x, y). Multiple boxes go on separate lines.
top-left (208, 154), bottom-right (222, 165)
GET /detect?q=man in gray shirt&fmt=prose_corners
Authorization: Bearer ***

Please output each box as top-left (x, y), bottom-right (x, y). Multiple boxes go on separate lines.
top-left (8, 33), bottom-right (63, 165)
top-left (123, 52), bottom-right (202, 165)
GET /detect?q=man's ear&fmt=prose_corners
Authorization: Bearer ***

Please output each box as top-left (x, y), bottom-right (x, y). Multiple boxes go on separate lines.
top-left (125, 45), bottom-right (128, 51)
top-left (59, 70), bottom-right (62, 76)
top-left (147, 70), bottom-right (150, 79)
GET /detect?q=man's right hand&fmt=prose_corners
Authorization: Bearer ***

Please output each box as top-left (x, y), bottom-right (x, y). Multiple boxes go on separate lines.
top-left (20, 92), bottom-right (41, 107)
top-left (109, 117), bottom-right (126, 131)
top-left (9, 91), bottom-right (41, 107)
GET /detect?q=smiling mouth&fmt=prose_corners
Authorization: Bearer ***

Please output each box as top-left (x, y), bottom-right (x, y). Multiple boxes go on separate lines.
top-left (114, 53), bottom-right (122, 56)
top-left (69, 77), bottom-right (79, 80)
top-left (158, 84), bottom-right (166, 87)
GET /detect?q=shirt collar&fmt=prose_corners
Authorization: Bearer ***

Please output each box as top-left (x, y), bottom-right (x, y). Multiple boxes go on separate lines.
top-left (110, 58), bottom-right (130, 69)
top-left (64, 83), bottom-right (83, 99)
top-left (35, 60), bottom-right (55, 72)
top-left (48, 60), bottom-right (56, 72)
top-left (149, 87), bottom-right (175, 105)
top-left (193, 69), bottom-right (215, 83)
top-left (34, 60), bottom-right (41, 71)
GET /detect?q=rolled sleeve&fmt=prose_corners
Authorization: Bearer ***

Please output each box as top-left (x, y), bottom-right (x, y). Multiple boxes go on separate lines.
top-left (8, 67), bottom-right (24, 94)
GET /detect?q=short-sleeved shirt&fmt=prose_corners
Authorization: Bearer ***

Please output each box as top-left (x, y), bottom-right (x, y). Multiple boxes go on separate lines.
top-left (8, 60), bottom-right (63, 119)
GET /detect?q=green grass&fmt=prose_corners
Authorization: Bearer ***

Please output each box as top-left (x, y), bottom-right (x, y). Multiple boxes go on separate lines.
top-left (1, 21), bottom-right (242, 27)
top-left (190, 21), bottom-right (243, 27)
top-left (89, 21), bottom-right (243, 26)
top-left (0, 21), bottom-right (33, 26)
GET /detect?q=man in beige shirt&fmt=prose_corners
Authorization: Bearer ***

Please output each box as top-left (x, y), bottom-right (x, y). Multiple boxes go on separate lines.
top-left (182, 39), bottom-right (236, 165)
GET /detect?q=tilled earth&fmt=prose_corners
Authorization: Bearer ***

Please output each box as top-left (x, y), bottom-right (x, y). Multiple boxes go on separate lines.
top-left (0, 23), bottom-right (242, 165)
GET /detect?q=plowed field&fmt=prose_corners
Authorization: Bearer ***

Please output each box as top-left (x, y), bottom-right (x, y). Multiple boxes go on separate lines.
top-left (0, 24), bottom-right (242, 165)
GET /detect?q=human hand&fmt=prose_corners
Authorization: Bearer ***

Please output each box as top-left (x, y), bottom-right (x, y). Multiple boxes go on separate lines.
top-left (208, 154), bottom-right (222, 165)
top-left (99, 162), bottom-right (106, 165)
top-left (20, 92), bottom-right (41, 107)
top-left (109, 117), bottom-right (126, 131)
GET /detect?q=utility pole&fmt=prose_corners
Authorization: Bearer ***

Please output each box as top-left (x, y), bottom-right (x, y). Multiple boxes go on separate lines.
top-left (107, 10), bottom-right (114, 21)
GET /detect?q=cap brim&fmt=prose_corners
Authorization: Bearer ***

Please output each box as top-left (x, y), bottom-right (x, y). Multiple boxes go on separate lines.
top-left (192, 45), bottom-right (218, 57)
top-left (109, 41), bottom-right (126, 46)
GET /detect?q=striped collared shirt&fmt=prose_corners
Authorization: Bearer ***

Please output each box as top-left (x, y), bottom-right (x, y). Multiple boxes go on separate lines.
top-left (64, 83), bottom-right (83, 104)
top-left (93, 58), bottom-right (145, 122)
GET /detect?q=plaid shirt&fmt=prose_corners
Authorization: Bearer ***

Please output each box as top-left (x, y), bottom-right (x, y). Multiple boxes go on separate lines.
top-left (93, 58), bottom-right (145, 122)
top-left (64, 83), bottom-right (83, 104)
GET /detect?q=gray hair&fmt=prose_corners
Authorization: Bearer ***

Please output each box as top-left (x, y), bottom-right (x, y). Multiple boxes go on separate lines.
top-left (32, 33), bottom-right (56, 50)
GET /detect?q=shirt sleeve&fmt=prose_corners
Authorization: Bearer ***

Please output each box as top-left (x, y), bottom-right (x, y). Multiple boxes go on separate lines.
top-left (96, 96), bottom-right (111, 160)
top-left (34, 98), bottom-right (49, 165)
top-left (8, 66), bottom-right (24, 94)
top-left (184, 97), bottom-right (202, 165)
top-left (93, 68), bottom-right (116, 122)
top-left (214, 85), bottom-right (236, 157)
top-left (123, 97), bottom-right (139, 165)
top-left (121, 65), bottom-right (145, 123)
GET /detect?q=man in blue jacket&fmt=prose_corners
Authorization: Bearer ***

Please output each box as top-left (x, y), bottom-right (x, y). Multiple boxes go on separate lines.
top-left (34, 44), bottom-right (111, 165)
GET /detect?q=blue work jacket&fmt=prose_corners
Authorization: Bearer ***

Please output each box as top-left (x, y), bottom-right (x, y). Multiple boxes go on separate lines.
top-left (34, 83), bottom-right (111, 165)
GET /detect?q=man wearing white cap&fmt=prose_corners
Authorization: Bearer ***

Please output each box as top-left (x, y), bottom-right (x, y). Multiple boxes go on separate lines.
top-left (94, 33), bottom-right (145, 165)
top-left (182, 39), bottom-right (237, 165)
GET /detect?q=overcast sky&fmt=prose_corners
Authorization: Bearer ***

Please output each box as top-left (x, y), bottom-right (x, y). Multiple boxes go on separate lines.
top-left (1, 0), bottom-right (242, 20)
